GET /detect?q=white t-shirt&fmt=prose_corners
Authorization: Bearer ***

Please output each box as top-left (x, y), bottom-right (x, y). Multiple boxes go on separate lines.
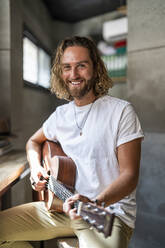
top-left (43, 95), bottom-right (144, 228)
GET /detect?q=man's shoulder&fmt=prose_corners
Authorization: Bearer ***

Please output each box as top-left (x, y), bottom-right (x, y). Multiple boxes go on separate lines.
top-left (56, 101), bottom-right (72, 111)
top-left (100, 95), bottom-right (130, 109)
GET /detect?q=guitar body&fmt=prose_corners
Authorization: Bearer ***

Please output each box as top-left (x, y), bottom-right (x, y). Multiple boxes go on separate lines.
top-left (40, 140), bottom-right (76, 212)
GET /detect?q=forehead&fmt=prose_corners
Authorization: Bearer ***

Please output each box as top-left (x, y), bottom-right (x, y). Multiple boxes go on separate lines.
top-left (61, 46), bottom-right (91, 64)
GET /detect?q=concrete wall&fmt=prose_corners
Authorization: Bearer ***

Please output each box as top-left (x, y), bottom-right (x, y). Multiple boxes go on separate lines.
top-left (0, 0), bottom-right (11, 121)
top-left (130, 133), bottom-right (165, 248)
top-left (127, 0), bottom-right (165, 132)
top-left (127, 0), bottom-right (165, 247)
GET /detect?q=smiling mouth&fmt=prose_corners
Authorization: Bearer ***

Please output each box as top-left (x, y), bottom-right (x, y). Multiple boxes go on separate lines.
top-left (69, 80), bottom-right (83, 86)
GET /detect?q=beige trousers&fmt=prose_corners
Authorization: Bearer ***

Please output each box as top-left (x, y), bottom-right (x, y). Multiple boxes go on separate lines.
top-left (0, 201), bottom-right (133, 248)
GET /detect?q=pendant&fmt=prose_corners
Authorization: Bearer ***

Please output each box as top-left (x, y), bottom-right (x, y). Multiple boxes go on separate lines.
top-left (80, 131), bottom-right (82, 136)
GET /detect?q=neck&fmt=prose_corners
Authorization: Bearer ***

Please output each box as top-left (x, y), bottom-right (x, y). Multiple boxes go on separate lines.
top-left (74, 90), bottom-right (96, 106)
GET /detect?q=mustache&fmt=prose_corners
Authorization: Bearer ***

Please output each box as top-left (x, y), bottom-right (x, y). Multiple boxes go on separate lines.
top-left (67, 77), bottom-right (83, 82)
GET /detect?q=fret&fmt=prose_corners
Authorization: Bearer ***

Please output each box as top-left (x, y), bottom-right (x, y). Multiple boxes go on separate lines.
top-left (48, 176), bottom-right (80, 211)
top-left (48, 175), bottom-right (73, 202)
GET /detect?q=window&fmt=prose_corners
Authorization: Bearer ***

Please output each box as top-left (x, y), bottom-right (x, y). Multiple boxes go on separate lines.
top-left (23, 35), bottom-right (51, 89)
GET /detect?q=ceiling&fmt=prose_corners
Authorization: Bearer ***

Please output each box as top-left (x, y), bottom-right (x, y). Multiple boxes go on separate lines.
top-left (42, 0), bottom-right (126, 23)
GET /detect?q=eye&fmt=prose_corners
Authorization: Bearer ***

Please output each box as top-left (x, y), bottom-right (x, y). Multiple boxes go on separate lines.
top-left (62, 65), bottom-right (71, 71)
top-left (77, 63), bottom-right (86, 69)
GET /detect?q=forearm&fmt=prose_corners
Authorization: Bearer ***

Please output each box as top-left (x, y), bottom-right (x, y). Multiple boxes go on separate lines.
top-left (26, 139), bottom-right (42, 169)
top-left (96, 172), bottom-right (139, 207)
top-left (26, 127), bottom-right (47, 170)
top-left (96, 139), bottom-right (142, 207)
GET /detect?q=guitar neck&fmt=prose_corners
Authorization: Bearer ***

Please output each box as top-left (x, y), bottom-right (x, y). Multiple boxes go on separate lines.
top-left (47, 174), bottom-right (114, 238)
top-left (48, 175), bottom-right (73, 202)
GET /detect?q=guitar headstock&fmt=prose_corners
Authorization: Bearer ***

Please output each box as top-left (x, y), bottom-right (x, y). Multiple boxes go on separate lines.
top-left (78, 202), bottom-right (114, 238)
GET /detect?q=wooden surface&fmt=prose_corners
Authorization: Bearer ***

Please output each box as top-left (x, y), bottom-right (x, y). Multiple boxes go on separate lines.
top-left (0, 150), bottom-right (27, 196)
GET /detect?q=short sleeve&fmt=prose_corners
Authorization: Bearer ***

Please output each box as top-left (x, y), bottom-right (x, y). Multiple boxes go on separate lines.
top-left (116, 104), bottom-right (144, 147)
top-left (42, 111), bottom-right (57, 141)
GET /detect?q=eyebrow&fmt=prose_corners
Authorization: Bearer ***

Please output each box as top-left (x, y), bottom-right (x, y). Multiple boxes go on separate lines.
top-left (61, 60), bottom-right (89, 66)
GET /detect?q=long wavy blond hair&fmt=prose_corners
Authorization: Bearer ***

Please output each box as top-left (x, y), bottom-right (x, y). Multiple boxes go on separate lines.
top-left (51, 36), bottom-right (113, 101)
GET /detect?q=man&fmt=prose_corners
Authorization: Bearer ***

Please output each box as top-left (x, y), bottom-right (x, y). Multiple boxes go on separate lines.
top-left (0, 36), bottom-right (144, 248)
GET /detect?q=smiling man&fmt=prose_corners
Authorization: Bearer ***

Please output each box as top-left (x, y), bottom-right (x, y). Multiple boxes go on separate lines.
top-left (0, 36), bottom-right (144, 248)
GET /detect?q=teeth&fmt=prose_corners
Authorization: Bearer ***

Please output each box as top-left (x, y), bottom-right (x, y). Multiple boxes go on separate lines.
top-left (71, 81), bottom-right (81, 85)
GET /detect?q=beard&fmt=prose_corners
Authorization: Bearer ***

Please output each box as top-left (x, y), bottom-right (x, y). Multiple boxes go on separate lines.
top-left (65, 77), bottom-right (95, 99)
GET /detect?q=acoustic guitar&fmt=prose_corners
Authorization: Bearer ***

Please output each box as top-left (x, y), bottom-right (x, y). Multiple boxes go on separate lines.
top-left (39, 140), bottom-right (114, 238)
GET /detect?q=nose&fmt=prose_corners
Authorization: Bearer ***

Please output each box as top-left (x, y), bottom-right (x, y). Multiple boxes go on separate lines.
top-left (70, 67), bottom-right (79, 79)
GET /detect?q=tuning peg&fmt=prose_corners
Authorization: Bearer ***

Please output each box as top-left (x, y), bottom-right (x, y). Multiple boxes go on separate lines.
top-left (83, 216), bottom-right (89, 221)
top-left (99, 211), bottom-right (106, 216)
top-left (89, 219), bottom-right (96, 225)
top-left (86, 204), bottom-right (92, 209)
top-left (93, 208), bottom-right (99, 213)
top-left (92, 199), bottom-right (105, 208)
top-left (97, 225), bottom-right (104, 231)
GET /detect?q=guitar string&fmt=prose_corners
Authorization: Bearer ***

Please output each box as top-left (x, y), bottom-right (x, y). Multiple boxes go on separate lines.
top-left (49, 176), bottom-right (108, 217)
top-left (49, 178), bottom-right (80, 210)
top-left (49, 177), bottom-right (87, 210)
top-left (52, 184), bottom-right (70, 200)
top-left (50, 178), bottom-right (79, 209)
top-left (51, 177), bottom-right (72, 198)
top-left (49, 176), bottom-right (73, 200)
top-left (45, 167), bottom-right (111, 236)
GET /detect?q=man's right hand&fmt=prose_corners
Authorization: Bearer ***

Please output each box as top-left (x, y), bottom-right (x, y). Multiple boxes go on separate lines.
top-left (30, 166), bottom-right (49, 191)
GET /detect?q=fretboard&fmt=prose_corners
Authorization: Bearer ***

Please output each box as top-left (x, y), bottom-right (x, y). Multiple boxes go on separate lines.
top-left (48, 175), bottom-right (73, 202)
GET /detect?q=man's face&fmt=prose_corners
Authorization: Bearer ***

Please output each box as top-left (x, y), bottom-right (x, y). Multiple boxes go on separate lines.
top-left (61, 46), bottom-right (95, 99)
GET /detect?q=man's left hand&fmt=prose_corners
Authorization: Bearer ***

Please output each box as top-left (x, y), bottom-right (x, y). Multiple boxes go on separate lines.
top-left (63, 194), bottom-right (91, 220)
